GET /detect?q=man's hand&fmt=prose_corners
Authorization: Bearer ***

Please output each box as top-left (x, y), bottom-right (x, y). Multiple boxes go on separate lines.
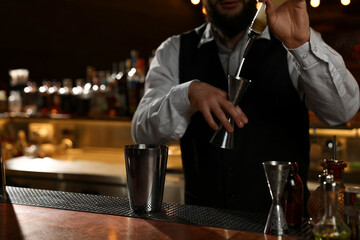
top-left (188, 81), bottom-right (248, 132)
top-left (265, 0), bottom-right (310, 49)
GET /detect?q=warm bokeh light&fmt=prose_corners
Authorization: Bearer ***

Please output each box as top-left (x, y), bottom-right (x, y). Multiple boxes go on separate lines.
top-left (310, 0), bottom-right (320, 8)
top-left (341, 0), bottom-right (350, 5)
top-left (191, 0), bottom-right (201, 5)
top-left (202, 5), bottom-right (207, 15)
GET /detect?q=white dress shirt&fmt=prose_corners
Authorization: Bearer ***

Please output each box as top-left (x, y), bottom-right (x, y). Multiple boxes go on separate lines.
top-left (132, 23), bottom-right (360, 144)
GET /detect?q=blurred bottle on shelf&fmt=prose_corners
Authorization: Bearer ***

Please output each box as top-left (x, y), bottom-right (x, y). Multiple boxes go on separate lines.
top-left (49, 80), bottom-right (61, 114)
top-left (8, 91), bottom-right (22, 114)
top-left (60, 78), bottom-right (73, 114)
top-left (127, 50), bottom-right (145, 116)
top-left (23, 81), bottom-right (39, 115)
top-left (127, 50), bottom-right (138, 116)
top-left (72, 79), bottom-right (85, 117)
top-left (5, 51), bottom-right (150, 118)
top-left (13, 130), bottom-right (28, 157)
top-left (9, 69), bottom-right (29, 112)
top-left (78, 80), bottom-right (92, 117)
top-left (0, 90), bottom-right (7, 113)
top-left (89, 70), bottom-right (108, 117)
top-left (116, 61), bottom-right (129, 116)
top-left (38, 80), bottom-right (50, 114)
top-left (106, 68), bottom-right (119, 117)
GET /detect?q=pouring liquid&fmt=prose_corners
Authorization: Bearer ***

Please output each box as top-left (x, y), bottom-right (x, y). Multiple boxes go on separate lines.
top-left (236, 0), bottom-right (288, 77)
top-left (235, 38), bottom-right (255, 78)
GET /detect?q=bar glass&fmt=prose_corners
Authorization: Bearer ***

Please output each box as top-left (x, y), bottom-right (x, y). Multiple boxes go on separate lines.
top-left (124, 144), bottom-right (168, 213)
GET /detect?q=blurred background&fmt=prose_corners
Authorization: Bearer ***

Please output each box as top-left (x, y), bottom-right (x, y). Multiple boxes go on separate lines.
top-left (0, 0), bottom-right (359, 88)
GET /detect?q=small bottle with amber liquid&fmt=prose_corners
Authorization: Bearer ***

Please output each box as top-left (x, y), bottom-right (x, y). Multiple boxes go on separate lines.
top-left (281, 162), bottom-right (304, 227)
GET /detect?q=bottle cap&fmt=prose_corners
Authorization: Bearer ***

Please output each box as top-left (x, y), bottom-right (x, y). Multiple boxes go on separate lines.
top-left (322, 174), bottom-right (339, 192)
top-left (321, 159), bottom-right (346, 180)
top-left (318, 169), bottom-right (328, 185)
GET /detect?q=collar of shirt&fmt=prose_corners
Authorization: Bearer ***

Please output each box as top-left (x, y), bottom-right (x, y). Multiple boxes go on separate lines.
top-left (195, 23), bottom-right (271, 54)
top-left (194, 23), bottom-right (271, 76)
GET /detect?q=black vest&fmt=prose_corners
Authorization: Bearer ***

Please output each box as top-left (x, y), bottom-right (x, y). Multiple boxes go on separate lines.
top-left (179, 25), bottom-right (310, 213)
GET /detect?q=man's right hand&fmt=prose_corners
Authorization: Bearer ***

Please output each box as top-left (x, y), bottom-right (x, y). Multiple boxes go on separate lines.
top-left (188, 81), bottom-right (248, 133)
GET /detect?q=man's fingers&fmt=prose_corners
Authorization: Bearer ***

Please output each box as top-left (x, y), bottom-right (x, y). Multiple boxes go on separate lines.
top-left (218, 101), bottom-right (248, 129)
top-left (212, 105), bottom-right (234, 133)
top-left (235, 106), bottom-right (248, 127)
top-left (201, 109), bottom-right (220, 131)
top-left (188, 81), bottom-right (247, 132)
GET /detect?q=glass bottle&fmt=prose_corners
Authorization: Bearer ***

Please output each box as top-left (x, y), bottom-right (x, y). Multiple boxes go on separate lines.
top-left (0, 90), bottom-right (7, 113)
top-left (38, 80), bottom-right (50, 114)
top-left (281, 162), bottom-right (304, 227)
top-left (24, 81), bottom-right (41, 116)
top-left (313, 175), bottom-right (351, 240)
top-left (322, 159), bottom-right (347, 219)
top-left (308, 169), bottom-right (328, 224)
top-left (248, 0), bottom-right (288, 38)
top-left (72, 79), bottom-right (84, 116)
top-left (116, 60), bottom-right (129, 116)
top-left (127, 50), bottom-right (139, 116)
top-left (8, 90), bottom-right (22, 113)
top-left (104, 69), bottom-right (117, 117)
top-left (308, 158), bottom-right (347, 224)
top-left (60, 78), bottom-right (73, 114)
top-left (49, 81), bottom-right (61, 114)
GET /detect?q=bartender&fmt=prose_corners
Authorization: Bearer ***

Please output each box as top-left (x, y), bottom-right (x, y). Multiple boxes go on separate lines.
top-left (131, 0), bottom-right (359, 213)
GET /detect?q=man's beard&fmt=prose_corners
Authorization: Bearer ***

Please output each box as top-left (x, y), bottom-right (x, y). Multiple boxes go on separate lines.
top-left (205, 0), bottom-right (257, 39)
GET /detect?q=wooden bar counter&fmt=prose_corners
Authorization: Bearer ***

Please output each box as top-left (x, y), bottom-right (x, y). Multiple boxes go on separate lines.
top-left (0, 187), bottom-right (310, 240)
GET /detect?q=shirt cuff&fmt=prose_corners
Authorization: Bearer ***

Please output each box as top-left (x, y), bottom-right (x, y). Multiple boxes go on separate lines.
top-left (285, 30), bottom-right (322, 69)
top-left (171, 80), bottom-right (198, 115)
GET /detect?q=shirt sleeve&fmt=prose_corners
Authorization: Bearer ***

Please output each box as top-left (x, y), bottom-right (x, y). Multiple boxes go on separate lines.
top-left (286, 28), bottom-right (360, 126)
top-left (131, 35), bottom-right (196, 144)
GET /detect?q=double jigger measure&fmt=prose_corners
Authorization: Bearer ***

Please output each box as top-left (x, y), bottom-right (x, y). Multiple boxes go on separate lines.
top-left (209, 75), bottom-right (250, 149)
top-left (263, 161), bottom-right (291, 236)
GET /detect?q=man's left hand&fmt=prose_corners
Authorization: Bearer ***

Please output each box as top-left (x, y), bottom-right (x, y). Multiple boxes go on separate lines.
top-left (265, 0), bottom-right (310, 49)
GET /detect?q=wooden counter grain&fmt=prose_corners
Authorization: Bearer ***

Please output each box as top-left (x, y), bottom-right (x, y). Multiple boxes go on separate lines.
top-left (0, 203), bottom-right (303, 240)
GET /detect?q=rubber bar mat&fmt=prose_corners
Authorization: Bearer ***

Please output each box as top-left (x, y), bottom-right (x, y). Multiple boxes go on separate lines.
top-left (4, 186), bottom-right (312, 239)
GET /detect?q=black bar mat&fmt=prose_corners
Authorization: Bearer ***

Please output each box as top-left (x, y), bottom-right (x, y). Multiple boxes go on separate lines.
top-left (4, 186), bottom-right (312, 239)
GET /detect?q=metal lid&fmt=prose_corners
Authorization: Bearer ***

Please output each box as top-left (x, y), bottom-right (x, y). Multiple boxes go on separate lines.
top-left (321, 174), bottom-right (339, 192)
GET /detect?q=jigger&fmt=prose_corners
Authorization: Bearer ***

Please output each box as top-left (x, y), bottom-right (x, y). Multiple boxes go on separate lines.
top-left (263, 161), bottom-right (291, 236)
top-left (209, 75), bottom-right (250, 149)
